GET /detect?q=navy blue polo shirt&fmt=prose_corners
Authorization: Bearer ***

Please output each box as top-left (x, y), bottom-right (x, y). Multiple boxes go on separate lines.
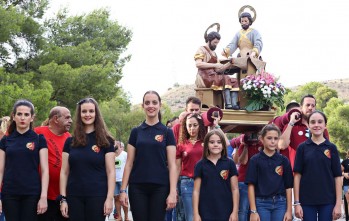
top-left (0, 129), bottom-right (47, 195)
top-left (294, 139), bottom-right (341, 205)
top-left (194, 157), bottom-right (238, 221)
top-left (245, 151), bottom-right (293, 198)
top-left (63, 132), bottom-right (114, 197)
top-left (128, 121), bottom-right (176, 185)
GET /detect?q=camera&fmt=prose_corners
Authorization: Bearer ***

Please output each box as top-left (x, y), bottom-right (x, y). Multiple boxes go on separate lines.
top-left (212, 111), bottom-right (219, 118)
top-left (243, 132), bottom-right (258, 144)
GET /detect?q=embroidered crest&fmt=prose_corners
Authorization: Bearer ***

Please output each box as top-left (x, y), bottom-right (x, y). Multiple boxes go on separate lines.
top-left (92, 145), bottom-right (100, 153)
top-left (26, 142), bottom-right (35, 151)
top-left (155, 135), bottom-right (164, 142)
top-left (275, 165), bottom-right (283, 176)
top-left (324, 149), bottom-right (331, 159)
top-left (220, 170), bottom-right (229, 180)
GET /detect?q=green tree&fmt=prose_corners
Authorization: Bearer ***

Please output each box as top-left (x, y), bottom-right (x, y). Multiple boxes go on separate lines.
top-left (327, 105), bottom-right (349, 153)
top-left (0, 70), bottom-right (56, 122)
top-left (31, 9), bottom-right (132, 110)
top-left (284, 82), bottom-right (337, 111)
top-left (0, 0), bottom-right (47, 70)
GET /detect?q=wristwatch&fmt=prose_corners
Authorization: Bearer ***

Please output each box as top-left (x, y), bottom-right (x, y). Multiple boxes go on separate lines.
top-left (120, 189), bottom-right (127, 193)
top-left (250, 210), bottom-right (258, 214)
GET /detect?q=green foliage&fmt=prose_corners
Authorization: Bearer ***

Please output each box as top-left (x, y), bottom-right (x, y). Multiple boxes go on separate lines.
top-left (323, 97), bottom-right (344, 119)
top-left (327, 105), bottom-right (349, 153)
top-left (284, 82), bottom-right (338, 111)
top-left (0, 70), bottom-right (56, 122)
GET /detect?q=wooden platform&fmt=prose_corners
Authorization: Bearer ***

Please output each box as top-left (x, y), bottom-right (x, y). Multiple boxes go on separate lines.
top-left (202, 108), bottom-right (276, 133)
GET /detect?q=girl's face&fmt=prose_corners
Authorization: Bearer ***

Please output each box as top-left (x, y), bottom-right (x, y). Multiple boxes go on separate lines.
top-left (309, 113), bottom-right (326, 137)
top-left (261, 130), bottom-right (279, 152)
top-left (80, 102), bottom-right (96, 126)
top-left (13, 105), bottom-right (33, 132)
top-left (208, 134), bottom-right (223, 156)
top-left (186, 117), bottom-right (199, 138)
top-left (142, 93), bottom-right (161, 119)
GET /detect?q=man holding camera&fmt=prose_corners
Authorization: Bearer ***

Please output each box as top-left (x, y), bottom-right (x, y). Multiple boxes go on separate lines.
top-left (275, 94), bottom-right (329, 168)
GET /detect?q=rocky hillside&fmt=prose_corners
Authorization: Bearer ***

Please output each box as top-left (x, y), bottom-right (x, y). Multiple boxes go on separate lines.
top-left (162, 78), bottom-right (349, 112)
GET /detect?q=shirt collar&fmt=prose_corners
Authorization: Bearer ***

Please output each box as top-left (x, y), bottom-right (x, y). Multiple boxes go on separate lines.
top-left (12, 129), bottom-right (32, 137)
top-left (139, 121), bottom-right (163, 130)
top-left (305, 138), bottom-right (330, 146)
top-left (260, 150), bottom-right (278, 160)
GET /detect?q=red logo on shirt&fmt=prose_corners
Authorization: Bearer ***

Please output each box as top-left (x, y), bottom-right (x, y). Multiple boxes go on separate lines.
top-left (220, 170), bottom-right (229, 180)
top-left (26, 142), bottom-right (35, 151)
top-left (275, 165), bottom-right (283, 176)
top-left (324, 149), bottom-right (331, 158)
top-left (155, 135), bottom-right (164, 142)
top-left (92, 145), bottom-right (100, 153)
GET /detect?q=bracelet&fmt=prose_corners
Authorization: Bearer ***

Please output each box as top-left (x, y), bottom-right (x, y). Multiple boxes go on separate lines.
top-left (215, 125), bottom-right (221, 129)
top-left (60, 198), bottom-right (67, 205)
top-left (293, 201), bottom-right (301, 206)
top-left (120, 189), bottom-right (127, 194)
top-left (289, 122), bottom-right (295, 127)
top-left (250, 210), bottom-right (258, 214)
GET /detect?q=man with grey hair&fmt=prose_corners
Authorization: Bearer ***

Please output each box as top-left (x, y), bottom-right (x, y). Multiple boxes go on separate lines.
top-left (35, 106), bottom-right (72, 221)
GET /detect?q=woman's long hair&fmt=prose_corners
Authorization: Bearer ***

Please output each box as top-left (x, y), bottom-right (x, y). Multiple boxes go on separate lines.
top-left (178, 113), bottom-right (206, 145)
top-left (72, 97), bottom-right (114, 147)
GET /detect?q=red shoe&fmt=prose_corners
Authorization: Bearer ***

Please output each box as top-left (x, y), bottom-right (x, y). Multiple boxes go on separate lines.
top-left (113, 212), bottom-right (119, 220)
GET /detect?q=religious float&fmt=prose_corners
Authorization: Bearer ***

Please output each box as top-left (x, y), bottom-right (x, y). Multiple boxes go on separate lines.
top-left (195, 5), bottom-right (286, 133)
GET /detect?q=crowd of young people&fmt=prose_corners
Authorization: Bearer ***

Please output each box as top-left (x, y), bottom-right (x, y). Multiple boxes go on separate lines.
top-left (0, 91), bottom-right (344, 221)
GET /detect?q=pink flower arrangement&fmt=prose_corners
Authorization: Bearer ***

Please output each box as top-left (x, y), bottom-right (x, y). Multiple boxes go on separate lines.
top-left (240, 70), bottom-right (286, 111)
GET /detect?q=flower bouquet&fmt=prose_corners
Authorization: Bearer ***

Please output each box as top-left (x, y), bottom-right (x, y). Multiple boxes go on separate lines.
top-left (240, 70), bottom-right (286, 111)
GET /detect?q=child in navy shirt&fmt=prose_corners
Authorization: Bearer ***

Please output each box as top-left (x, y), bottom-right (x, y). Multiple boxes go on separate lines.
top-left (293, 111), bottom-right (342, 221)
top-left (245, 124), bottom-right (293, 221)
top-left (193, 130), bottom-right (239, 221)
top-left (0, 99), bottom-right (49, 221)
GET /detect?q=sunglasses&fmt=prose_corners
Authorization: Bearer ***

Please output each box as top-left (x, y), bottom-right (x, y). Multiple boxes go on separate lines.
top-left (77, 98), bottom-right (96, 105)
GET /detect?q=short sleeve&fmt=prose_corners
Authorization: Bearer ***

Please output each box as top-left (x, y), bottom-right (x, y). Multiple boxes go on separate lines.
top-left (229, 159), bottom-right (238, 178)
top-left (63, 137), bottom-right (73, 154)
top-left (38, 134), bottom-right (47, 150)
top-left (104, 139), bottom-right (115, 154)
top-left (176, 144), bottom-right (183, 159)
top-left (194, 47), bottom-right (205, 61)
top-left (166, 128), bottom-right (176, 146)
top-left (194, 160), bottom-right (203, 179)
top-left (293, 144), bottom-right (304, 174)
top-left (282, 156), bottom-right (294, 189)
top-left (128, 127), bottom-right (138, 148)
top-left (245, 155), bottom-right (258, 184)
top-left (0, 136), bottom-right (7, 151)
top-left (331, 144), bottom-right (342, 177)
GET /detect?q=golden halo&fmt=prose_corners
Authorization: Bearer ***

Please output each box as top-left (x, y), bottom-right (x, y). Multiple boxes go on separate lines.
top-left (204, 23), bottom-right (220, 42)
top-left (238, 5), bottom-right (257, 22)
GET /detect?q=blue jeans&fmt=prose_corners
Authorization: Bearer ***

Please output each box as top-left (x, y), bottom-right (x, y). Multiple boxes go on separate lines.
top-left (0, 212), bottom-right (5, 221)
top-left (238, 182), bottom-right (249, 221)
top-left (180, 177), bottom-right (194, 221)
top-left (302, 204), bottom-right (334, 221)
top-left (256, 195), bottom-right (286, 221)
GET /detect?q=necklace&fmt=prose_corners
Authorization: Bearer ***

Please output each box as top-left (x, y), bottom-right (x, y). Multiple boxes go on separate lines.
top-left (189, 137), bottom-right (197, 144)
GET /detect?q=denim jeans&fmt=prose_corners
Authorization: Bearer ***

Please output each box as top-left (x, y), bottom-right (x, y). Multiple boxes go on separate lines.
top-left (256, 195), bottom-right (286, 221)
top-left (238, 182), bottom-right (249, 221)
top-left (302, 204), bottom-right (334, 221)
top-left (180, 177), bottom-right (194, 221)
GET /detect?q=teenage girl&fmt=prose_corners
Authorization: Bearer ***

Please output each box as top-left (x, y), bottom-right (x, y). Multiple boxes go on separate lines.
top-left (60, 98), bottom-right (115, 221)
top-left (192, 130), bottom-right (239, 221)
top-left (120, 91), bottom-right (177, 221)
top-left (245, 124), bottom-right (293, 221)
top-left (0, 99), bottom-right (49, 221)
top-left (293, 111), bottom-right (342, 221)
